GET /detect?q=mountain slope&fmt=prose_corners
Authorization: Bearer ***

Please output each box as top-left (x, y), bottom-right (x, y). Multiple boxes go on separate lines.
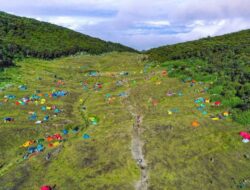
top-left (146, 30), bottom-right (250, 124)
top-left (0, 53), bottom-right (249, 189)
top-left (0, 11), bottom-right (136, 67)
top-left (147, 29), bottom-right (250, 62)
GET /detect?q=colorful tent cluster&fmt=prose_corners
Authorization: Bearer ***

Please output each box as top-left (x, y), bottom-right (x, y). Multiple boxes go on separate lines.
top-left (4, 94), bottom-right (16, 100)
top-left (47, 134), bottom-right (63, 147)
top-left (41, 105), bottom-right (61, 114)
top-left (22, 140), bottom-right (44, 159)
top-left (15, 97), bottom-right (31, 106)
top-left (51, 90), bottom-right (68, 98)
top-left (210, 111), bottom-right (230, 121)
top-left (194, 97), bottom-right (209, 115)
top-left (105, 94), bottom-right (116, 104)
top-left (182, 77), bottom-right (198, 87)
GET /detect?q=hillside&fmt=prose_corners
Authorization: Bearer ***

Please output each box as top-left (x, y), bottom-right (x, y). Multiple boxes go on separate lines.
top-left (0, 10), bottom-right (250, 189)
top-left (146, 30), bottom-right (250, 125)
top-left (0, 11), bottom-right (136, 68)
top-left (147, 29), bottom-right (250, 62)
top-left (0, 53), bottom-right (249, 189)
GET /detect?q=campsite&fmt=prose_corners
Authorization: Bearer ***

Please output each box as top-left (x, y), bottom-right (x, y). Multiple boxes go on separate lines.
top-left (0, 6), bottom-right (249, 190)
top-left (0, 52), bottom-right (249, 189)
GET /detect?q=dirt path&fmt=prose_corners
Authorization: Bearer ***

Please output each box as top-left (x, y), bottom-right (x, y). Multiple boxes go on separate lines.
top-left (127, 105), bottom-right (148, 190)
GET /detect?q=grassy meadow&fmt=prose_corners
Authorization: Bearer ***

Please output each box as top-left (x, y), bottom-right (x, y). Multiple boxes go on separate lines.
top-left (0, 52), bottom-right (249, 190)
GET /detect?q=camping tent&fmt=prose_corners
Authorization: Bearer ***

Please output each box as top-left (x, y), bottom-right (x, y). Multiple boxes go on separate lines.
top-left (83, 134), bottom-right (90, 139)
top-left (40, 186), bottom-right (52, 190)
top-left (192, 121), bottom-right (200, 127)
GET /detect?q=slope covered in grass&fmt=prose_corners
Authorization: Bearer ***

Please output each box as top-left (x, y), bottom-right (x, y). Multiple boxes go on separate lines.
top-left (0, 52), bottom-right (249, 189)
top-left (0, 11), bottom-right (136, 68)
top-left (146, 30), bottom-right (250, 124)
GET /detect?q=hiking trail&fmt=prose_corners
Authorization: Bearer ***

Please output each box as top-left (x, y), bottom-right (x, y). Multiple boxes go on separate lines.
top-left (127, 103), bottom-right (148, 190)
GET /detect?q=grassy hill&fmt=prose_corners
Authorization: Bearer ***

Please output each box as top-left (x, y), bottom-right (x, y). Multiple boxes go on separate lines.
top-left (146, 30), bottom-right (250, 125)
top-left (0, 53), bottom-right (249, 189)
top-left (0, 11), bottom-right (136, 68)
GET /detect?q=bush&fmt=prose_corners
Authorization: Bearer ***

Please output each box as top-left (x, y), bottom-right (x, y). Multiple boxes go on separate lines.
top-left (222, 97), bottom-right (243, 107)
top-left (233, 110), bottom-right (250, 125)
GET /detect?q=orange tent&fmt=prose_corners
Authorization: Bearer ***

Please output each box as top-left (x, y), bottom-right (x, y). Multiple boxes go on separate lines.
top-left (47, 136), bottom-right (53, 142)
top-left (162, 70), bottom-right (167, 76)
top-left (152, 99), bottom-right (158, 106)
top-left (192, 121), bottom-right (200, 127)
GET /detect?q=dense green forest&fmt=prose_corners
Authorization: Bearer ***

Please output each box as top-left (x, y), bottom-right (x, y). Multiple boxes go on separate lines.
top-left (147, 30), bottom-right (250, 124)
top-left (0, 11), bottom-right (136, 67)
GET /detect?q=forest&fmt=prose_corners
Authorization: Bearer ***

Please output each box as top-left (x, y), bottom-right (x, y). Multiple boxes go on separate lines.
top-left (0, 11), bottom-right (136, 68)
top-left (147, 29), bottom-right (250, 124)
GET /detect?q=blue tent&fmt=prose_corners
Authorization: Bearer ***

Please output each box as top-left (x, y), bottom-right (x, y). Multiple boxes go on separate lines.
top-left (29, 113), bottom-right (37, 121)
top-left (30, 94), bottom-right (40, 100)
top-left (62, 129), bottom-right (68, 135)
top-left (28, 147), bottom-right (36, 154)
top-left (202, 111), bottom-right (208, 115)
top-left (41, 106), bottom-right (46, 111)
top-left (19, 85), bottom-right (27, 91)
top-left (36, 144), bottom-right (44, 152)
top-left (43, 115), bottom-right (49, 121)
top-left (118, 92), bottom-right (128, 97)
top-left (83, 134), bottom-right (90, 139)
top-left (89, 71), bottom-right (98, 77)
top-left (4, 95), bottom-right (16, 99)
top-left (54, 108), bottom-right (61, 113)
top-left (52, 91), bottom-right (68, 98)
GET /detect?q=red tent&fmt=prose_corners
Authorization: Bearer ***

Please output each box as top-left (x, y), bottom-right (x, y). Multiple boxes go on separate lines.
top-left (240, 132), bottom-right (250, 140)
top-left (53, 133), bottom-right (62, 140)
top-left (40, 185), bottom-right (52, 190)
top-left (214, 101), bottom-right (221, 106)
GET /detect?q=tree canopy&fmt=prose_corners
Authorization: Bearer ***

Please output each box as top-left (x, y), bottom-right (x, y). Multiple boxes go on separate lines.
top-left (0, 11), bottom-right (136, 67)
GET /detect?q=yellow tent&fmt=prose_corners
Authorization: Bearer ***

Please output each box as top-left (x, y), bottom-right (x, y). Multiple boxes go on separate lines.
top-left (22, 140), bottom-right (34, 147)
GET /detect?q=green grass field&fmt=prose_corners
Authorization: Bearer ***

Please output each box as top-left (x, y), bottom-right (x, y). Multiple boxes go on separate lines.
top-left (0, 52), bottom-right (249, 190)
